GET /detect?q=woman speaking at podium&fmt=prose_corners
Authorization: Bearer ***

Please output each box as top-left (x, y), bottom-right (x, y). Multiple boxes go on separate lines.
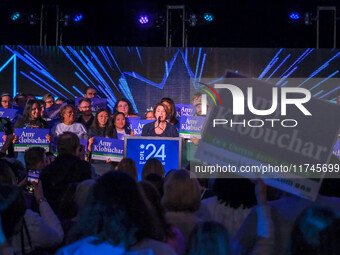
top-left (141, 102), bottom-right (178, 137)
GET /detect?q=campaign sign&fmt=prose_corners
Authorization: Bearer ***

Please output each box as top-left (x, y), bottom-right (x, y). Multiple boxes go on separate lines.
top-left (91, 137), bottom-right (124, 162)
top-left (333, 141), bottom-right (340, 158)
top-left (129, 119), bottom-right (154, 136)
top-left (75, 98), bottom-right (107, 113)
top-left (0, 132), bottom-right (5, 150)
top-left (175, 104), bottom-right (195, 118)
top-left (195, 75), bottom-right (340, 200)
top-left (14, 128), bottom-right (49, 152)
top-left (179, 116), bottom-right (206, 139)
top-left (0, 107), bottom-right (17, 120)
top-left (125, 137), bottom-right (182, 180)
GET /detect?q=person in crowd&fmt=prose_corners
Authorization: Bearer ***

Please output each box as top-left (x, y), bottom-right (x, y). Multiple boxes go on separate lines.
top-left (187, 221), bottom-right (232, 255)
top-left (24, 147), bottom-right (46, 172)
top-left (1, 93), bottom-right (13, 109)
top-left (116, 157), bottom-right (138, 180)
top-left (86, 109), bottom-right (114, 176)
top-left (14, 99), bottom-right (48, 129)
top-left (234, 162), bottom-right (340, 255)
top-left (0, 183), bottom-right (26, 255)
top-left (162, 169), bottom-right (202, 242)
top-left (76, 98), bottom-right (94, 130)
top-left (61, 179), bottom-right (95, 243)
top-left (84, 87), bottom-right (97, 99)
top-left (142, 157), bottom-right (165, 180)
top-left (13, 93), bottom-right (27, 112)
top-left (43, 93), bottom-right (55, 109)
top-left (112, 111), bottom-right (134, 139)
top-left (113, 98), bottom-right (138, 117)
top-left (43, 93), bottom-right (64, 120)
top-left (160, 97), bottom-right (179, 127)
top-left (0, 159), bottom-right (64, 255)
top-left (56, 98), bottom-right (66, 105)
top-left (40, 132), bottom-right (92, 214)
top-left (289, 206), bottom-right (340, 255)
top-left (192, 92), bottom-right (209, 116)
top-left (58, 171), bottom-right (176, 255)
top-left (52, 105), bottom-right (87, 139)
top-left (141, 102), bottom-right (178, 137)
top-left (198, 177), bottom-right (257, 237)
top-left (145, 173), bottom-right (164, 197)
top-left (37, 99), bottom-right (47, 119)
top-left (87, 109), bottom-right (113, 139)
top-left (145, 110), bottom-right (155, 120)
top-left (139, 180), bottom-right (185, 255)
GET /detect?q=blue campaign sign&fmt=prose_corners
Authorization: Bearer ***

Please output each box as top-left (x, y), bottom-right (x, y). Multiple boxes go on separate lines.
top-left (129, 119), bottom-right (154, 136)
top-left (0, 107), bottom-right (17, 120)
top-left (333, 141), bottom-right (340, 158)
top-left (75, 98), bottom-right (107, 113)
top-left (14, 128), bottom-right (50, 152)
top-left (179, 116), bottom-right (206, 139)
top-left (92, 137), bottom-right (124, 162)
top-left (175, 104), bottom-right (195, 118)
top-left (125, 137), bottom-right (182, 179)
top-left (0, 132), bottom-right (5, 150)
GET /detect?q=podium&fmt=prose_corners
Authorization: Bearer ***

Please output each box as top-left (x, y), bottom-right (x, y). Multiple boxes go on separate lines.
top-left (124, 136), bottom-right (183, 179)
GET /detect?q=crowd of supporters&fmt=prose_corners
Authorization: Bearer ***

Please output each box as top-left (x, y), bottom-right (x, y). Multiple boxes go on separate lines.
top-left (0, 88), bottom-right (340, 254)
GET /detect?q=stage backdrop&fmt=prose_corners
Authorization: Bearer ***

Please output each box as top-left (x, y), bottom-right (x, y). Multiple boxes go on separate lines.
top-left (1, 46), bottom-right (340, 114)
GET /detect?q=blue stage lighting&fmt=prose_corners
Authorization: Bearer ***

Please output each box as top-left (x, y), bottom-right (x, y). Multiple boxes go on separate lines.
top-left (73, 14), bottom-right (83, 22)
top-left (203, 13), bottom-right (214, 22)
top-left (289, 12), bottom-right (300, 20)
top-left (11, 12), bottom-right (20, 21)
top-left (138, 15), bottom-right (149, 24)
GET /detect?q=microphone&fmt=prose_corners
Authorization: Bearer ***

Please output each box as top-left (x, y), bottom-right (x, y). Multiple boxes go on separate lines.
top-left (156, 116), bottom-right (164, 131)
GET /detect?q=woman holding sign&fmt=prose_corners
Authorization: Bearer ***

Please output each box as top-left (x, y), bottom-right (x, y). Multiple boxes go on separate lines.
top-left (112, 112), bottom-right (134, 140)
top-left (14, 99), bottom-right (48, 129)
top-left (52, 105), bottom-right (87, 139)
top-left (87, 109), bottom-right (113, 150)
top-left (141, 103), bottom-right (179, 137)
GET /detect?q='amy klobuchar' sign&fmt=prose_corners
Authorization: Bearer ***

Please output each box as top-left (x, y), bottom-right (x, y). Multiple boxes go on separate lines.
top-left (14, 128), bottom-right (49, 152)
top-left (0, 107), bottom-right (17, 120)
top-left (129, 119), bottom-right (154, 136)
top-left (91, 137), bottom-right (124, 162)
top-left (175, 104), bottom-right (194, 118)
top-left (75, 98), bottom-right (107, 113)
top-left (179, 116), bottom-right (206, 139)
top-left (195, 76), bottom-right (340, 201)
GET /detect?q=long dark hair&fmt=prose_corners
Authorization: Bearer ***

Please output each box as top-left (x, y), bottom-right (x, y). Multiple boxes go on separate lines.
top-left (70, 171), bottom-right (163, 248)
top-left (113, 98), bottom-right (135, 116)
top-left (22, 99), bottom-right (41, 121)
top-left (160, 97), bottom-right (178, 125)
top-left (112, 112), bottom-right (129, 131)
top-left (90, 109), bottom-right (113, 138)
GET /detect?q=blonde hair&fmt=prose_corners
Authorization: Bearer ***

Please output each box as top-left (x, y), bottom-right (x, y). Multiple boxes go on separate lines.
top-left (162, 169), bottom-right (201, 212)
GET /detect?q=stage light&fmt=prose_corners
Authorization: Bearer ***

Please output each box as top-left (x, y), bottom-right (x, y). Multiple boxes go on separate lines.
top-left (11, 12), bottom-right (20, 21)
top-left (139, 15), bottom-right (149, 24)
top-left (289, 12), bottom-right (300, 20)
top-left (73, 14), bottom-right (83, 22)
top-left (203, 13), bottom-right (214, 22)
top-left (189, 14), bottom-right (197, 27)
